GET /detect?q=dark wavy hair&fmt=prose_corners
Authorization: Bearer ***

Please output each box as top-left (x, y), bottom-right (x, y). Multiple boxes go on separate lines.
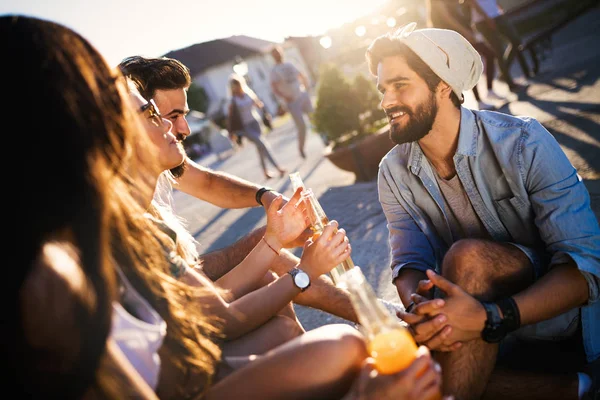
top-left (118, 55), bottom-right (192, 101)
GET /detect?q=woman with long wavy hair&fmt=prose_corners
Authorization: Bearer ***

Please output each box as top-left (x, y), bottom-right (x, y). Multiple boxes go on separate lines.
top-left (1, 15), bottom-right (220, 399)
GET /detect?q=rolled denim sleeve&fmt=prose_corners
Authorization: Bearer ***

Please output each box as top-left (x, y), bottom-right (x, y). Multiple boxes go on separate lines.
top-left (378, 166), bottom-right (436, 281)
top-left (521, 119), bottom-right (600, 303)
top-left (581, 271), bottom-right (600, 303)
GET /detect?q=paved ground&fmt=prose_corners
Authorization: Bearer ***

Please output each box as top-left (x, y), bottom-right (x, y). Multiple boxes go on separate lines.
top-left (173, 7), bottom-right (600, 331)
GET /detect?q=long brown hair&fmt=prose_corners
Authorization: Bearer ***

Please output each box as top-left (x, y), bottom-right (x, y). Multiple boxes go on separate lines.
top-left (3, 14), bottom-right (139, 398)
top-left (3, 15), bottom-right (220, 398)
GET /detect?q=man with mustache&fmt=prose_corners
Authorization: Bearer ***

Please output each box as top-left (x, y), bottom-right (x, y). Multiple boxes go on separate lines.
top-left (368, 23), bottom-right (599, 400)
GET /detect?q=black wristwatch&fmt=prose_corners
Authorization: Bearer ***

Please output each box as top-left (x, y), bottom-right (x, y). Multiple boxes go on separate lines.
top-left (480, 301), bottom-right (506, 343)
top-left (255, 187), bottom-right (273, 206)
top-left (481, 298), bottom-right (521, 343)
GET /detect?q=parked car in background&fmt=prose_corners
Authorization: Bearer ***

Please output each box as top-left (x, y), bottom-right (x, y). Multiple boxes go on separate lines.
top-left (185, 110), bottom-right (236, 160)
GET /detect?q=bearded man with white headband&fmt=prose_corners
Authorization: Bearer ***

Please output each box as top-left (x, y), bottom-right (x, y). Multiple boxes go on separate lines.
top-left (368, 22), bottom-right (600, 400)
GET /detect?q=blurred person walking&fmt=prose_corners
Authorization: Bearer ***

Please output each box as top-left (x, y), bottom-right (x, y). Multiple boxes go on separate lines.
top-left (425, 0), bottom-right (500, 110)
top-left (228, 74), bottom-right (286, 180)
top-left (467, 0), bottom-right (530, 91)
top-left (269, 45), bottom-right (315, 159)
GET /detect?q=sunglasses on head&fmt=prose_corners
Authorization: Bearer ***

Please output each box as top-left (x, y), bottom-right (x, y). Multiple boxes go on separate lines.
top-left (139, 99), bottom-right (163, 127)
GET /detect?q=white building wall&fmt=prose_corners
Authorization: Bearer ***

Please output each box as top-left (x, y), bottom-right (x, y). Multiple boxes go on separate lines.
top-left (191, 44), bottom-right (311, 119)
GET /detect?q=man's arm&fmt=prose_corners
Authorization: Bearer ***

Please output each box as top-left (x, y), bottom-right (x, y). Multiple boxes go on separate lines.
top-left (198, 226), bottom-right (266, 281)
top-left (410, 260), bottom-right (590, 348)
top-left (394, 268), bottom-right (428, 308)
top-left (516, 261), bottom-right (589, 325)
top-left (523, 118), bottom-right (600, 290)
top-left (175, 159), bottom-right (281, 209)
top-left (270, 79), bottom-right (291, 104)
top-left (378, 167), bottom-right (438, 306)
top-left (298, 70), bottom-right (310, 92)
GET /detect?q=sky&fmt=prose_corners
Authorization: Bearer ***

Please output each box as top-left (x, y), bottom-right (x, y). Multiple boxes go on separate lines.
top-left (1, 0), bottom-right (390, 66)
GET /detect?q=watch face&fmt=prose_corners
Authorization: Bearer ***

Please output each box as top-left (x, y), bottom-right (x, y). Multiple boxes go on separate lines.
top-left (294, 271), bottom-right (310, 289)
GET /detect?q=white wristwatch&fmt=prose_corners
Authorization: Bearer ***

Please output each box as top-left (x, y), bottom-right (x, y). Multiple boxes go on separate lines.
top-left (288, 268), bottom-right (311, 292)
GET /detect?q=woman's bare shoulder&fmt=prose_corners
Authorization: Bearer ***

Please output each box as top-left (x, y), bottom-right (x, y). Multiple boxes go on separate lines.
top-left (21, 241), bottom-right (90, 352)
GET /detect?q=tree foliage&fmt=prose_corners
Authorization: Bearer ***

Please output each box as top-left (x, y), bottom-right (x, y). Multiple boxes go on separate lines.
top-left (187, 83), bottom-right (209, 113)
top-left (312, 64), bottom-right (385, 146)
top-left (312, 64), bottom-right (361, 143)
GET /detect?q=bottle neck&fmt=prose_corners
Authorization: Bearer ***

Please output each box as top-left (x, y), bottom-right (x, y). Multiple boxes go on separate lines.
top-left (340, 267), bottom-right (404, 340)
top-left (301, 189), bottom-right (327, 231)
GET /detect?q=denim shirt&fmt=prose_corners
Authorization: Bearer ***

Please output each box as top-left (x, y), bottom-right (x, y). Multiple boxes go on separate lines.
top-left (378, 107), bottom-right (600, 362)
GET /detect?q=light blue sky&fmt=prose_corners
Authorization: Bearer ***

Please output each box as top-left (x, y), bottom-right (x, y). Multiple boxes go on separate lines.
top-left (1, 0), bottom-right (388, 66)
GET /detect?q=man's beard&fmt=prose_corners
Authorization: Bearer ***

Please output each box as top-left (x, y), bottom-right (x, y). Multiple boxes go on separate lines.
top-left (388, 92), bottom-right (437, 145)
top-left (169, 145), bottom-right (188, 178)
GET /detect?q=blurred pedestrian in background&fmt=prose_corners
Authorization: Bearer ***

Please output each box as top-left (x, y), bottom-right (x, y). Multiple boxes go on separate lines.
top-left (425, 0), bottom-right (499, 110)
top-left (270, 45), bottom-right (314, 159)
top-left (228, 73), bottom-right (286, 180)
top-left (467, 0), bottom-right (530, 91)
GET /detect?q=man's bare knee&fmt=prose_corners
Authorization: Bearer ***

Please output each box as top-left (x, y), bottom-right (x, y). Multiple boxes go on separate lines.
top-left (442, 239), bottom-right (533, 299)
top-left (443, 239), bottom-right (490, 291)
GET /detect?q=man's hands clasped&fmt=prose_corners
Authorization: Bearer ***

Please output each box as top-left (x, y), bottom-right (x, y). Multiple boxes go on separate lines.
top-left (398, 270), bottom-right (487, 352)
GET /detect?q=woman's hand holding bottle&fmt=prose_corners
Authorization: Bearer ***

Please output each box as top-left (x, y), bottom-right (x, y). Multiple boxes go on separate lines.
top-left (264, 187), bottom-right (309, 251)
top-left (298, 220), bottom-right (351, 280)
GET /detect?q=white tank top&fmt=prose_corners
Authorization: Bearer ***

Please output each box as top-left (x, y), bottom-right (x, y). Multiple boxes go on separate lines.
top-left (111, 267), bottom-right (167, 390)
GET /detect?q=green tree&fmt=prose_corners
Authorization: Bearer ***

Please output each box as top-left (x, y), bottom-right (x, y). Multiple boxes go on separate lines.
top-left (352, 74), bottom-right (385, 119)
top-left (312, 64), bottom-right (361, 144)
top-left (187, 83), bottom-right (209, 113)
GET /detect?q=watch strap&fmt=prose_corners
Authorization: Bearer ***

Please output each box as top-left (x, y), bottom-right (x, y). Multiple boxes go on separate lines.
top-left (482, 301), bottom-right (502, 326)
top-left (255, 187), bottom-right (273, 206)
top-left (496, 297), bottom-right (521, 333)
top-left (481, 301), bottom-right (505, 343)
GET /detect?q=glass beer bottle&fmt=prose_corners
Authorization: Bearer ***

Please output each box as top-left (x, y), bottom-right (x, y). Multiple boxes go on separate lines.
top-left (289, 172), bottom-right (354, 285)
top-left (289, 172), bottom-right (441, 400)
top-left (340, 268), bottom-right (442, 400)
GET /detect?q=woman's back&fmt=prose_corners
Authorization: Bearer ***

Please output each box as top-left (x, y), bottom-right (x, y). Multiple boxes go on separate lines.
top-left (232, 93), bottom-right (260, 125)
